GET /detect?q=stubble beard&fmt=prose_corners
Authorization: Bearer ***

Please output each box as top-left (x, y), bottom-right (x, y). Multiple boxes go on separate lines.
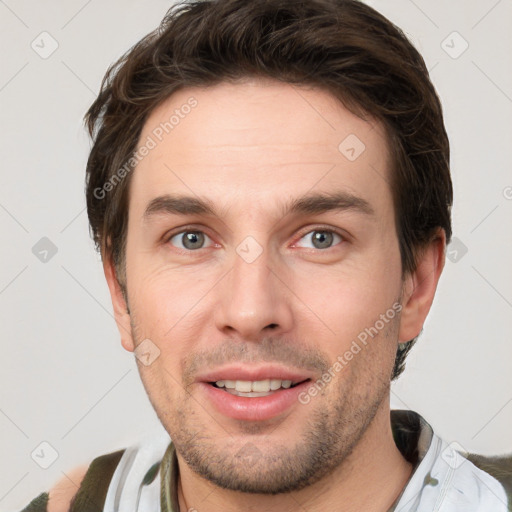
top-left (130, 309), bottom-right (398, 495)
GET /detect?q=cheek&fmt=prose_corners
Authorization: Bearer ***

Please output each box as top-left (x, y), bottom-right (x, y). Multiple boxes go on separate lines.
top-left (127, 242), bottom-right (211, 329)
top-left (127, 266), bottom-right (214, 389)
top-left (290, 253), bottom-right (401, 344)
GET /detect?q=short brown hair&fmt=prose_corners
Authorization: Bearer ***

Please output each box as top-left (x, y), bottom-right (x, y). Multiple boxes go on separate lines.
top-left (84, 0), bottom-right (452, 380)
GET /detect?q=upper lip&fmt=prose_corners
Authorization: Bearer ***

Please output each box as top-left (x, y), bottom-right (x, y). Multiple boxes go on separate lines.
top-left (195, 364), bottom-right (315, 385)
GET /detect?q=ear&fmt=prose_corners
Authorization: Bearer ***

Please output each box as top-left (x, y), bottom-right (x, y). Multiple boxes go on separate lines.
top-left (103, 252), bottom-right (135, 353)
top-left (398, 229), bottom-right (446, 343)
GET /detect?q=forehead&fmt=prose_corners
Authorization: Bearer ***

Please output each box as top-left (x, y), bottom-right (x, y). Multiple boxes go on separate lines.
top-left (129, 79), bottom-right (392, 220)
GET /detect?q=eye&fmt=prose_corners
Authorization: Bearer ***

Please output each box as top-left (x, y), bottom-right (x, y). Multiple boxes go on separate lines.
top-left (294, 229), bottom-right (344, 250)
top-left (167, 230), bottom-right (214, 251)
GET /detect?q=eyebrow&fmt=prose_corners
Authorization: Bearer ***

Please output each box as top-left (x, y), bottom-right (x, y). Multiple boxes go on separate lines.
top-left (142, 191), bottom-right (375, 223)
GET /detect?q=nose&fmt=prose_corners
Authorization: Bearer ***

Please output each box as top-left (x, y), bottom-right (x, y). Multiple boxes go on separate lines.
top-left (214, 241), bottom-right (294, 341)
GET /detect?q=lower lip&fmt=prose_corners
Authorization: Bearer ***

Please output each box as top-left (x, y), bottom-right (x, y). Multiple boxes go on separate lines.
top-left (199, 381), bottom-right (311, 421)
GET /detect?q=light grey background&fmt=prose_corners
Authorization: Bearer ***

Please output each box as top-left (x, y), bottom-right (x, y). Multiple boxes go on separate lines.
top-left (1, 0), bottom-right (511, 509)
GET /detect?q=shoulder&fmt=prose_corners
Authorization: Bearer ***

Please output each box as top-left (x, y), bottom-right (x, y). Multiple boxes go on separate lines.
top-left (21, 426), bottom-right (170, 512)
top-left (21, 449), bottom-right (126, 512)
top-left (466, 453), bottom-right (512, 505)
top-left (445, 450), bottom-right (511, 511)
top-left (47, 464), bottom-right (90, 512)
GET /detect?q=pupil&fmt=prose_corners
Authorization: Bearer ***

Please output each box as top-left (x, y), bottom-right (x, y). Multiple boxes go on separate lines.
top-left (313, 231), bottom-right (332, 249)
top-left (183, 232), bottom-right (203, 249)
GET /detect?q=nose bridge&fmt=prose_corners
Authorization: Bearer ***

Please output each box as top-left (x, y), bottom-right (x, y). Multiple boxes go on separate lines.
top-left (214, 234), bottom-right (293, 338)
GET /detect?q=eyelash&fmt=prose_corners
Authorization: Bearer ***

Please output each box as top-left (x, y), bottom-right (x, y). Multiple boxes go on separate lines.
top-left (164, 225), bottom-right (346, 254)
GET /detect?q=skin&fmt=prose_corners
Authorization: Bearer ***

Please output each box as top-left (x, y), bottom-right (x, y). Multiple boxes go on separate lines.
top-left (47, 464), bottom-right (88, 512)
top-left (103, 78), bottom-right (445, 512)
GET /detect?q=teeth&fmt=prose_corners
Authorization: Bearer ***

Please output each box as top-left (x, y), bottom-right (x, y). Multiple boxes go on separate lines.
top-left (270, 379), bottom-right (281, 390)
top-left (252, 379), bottom-right (270, 392)
top-left (214, 379), bottom-right (297, 392)
top-left (236, 380), bottom-right (252, 392)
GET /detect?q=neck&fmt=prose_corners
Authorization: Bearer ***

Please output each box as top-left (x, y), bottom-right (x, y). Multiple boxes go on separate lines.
top-left (177, 403), bottom-right (412, 512)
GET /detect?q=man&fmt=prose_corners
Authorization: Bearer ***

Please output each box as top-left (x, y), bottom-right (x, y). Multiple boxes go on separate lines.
top-left (21, 0), bottom-right (511, 510)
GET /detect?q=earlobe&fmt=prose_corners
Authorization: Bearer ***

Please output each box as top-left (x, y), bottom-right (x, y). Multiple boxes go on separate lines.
top-left (103, 254), bottom-right (135, 353)
top-left (398, 229), bottom-right (446, 343)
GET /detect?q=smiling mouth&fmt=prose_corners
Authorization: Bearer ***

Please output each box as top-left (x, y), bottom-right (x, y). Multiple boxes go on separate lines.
top-left (209, 378), bottom-right (310, 397)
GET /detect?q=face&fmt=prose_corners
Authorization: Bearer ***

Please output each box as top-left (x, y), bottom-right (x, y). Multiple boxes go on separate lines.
top-left (113, 79), bottom-right (410, 493)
